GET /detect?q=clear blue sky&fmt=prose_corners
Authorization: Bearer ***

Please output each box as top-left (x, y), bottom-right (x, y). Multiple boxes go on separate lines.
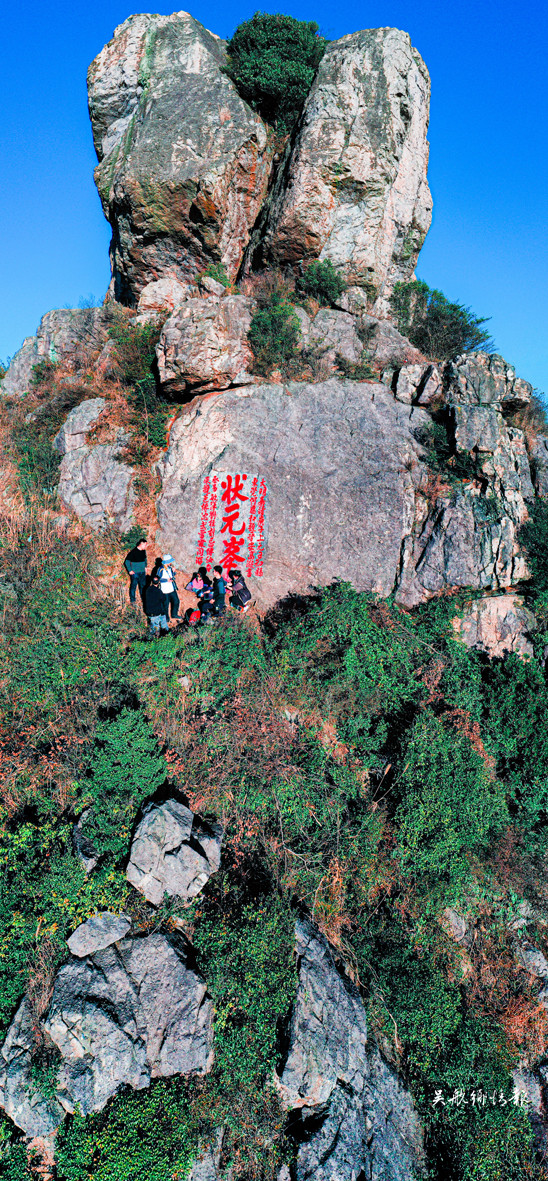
top-left (1, 0), bottom-right (546, 390)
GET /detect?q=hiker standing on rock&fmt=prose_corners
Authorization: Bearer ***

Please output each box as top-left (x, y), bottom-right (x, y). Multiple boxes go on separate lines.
top-left (156, 554), bottom-right (181, 621)
top-left (124, 538), bottom-right (147, 605)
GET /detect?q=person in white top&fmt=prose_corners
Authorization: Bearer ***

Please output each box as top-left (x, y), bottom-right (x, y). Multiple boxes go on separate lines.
top-left (156, 553), bottom-right (181, 621)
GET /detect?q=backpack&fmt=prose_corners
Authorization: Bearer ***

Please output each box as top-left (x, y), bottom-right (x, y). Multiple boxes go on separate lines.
top-left (236, 580), bottom-right (251, 604)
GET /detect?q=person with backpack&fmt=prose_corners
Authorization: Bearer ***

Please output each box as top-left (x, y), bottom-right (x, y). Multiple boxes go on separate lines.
top-left (124, 538), bottom-right (147, 605)
top-left (144, 577), bottom-right (169, 638)
top-left (212, 565), bottom-right (227, 616)
top-left (228, 569), bottom-right (252, 612)
top-left (195, 567), bottom-right (214, 622)
top-left (156, 554), bottom-right (181, 621)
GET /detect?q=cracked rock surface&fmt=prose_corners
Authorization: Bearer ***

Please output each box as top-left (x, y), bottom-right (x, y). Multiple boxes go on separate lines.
top-left (155, 378), bottom-right (429, 607)
top-left (126, 798), bottom-right (222, 907)
top-left (54, 398), bottom-right (136, 532)
top-left (88, 11), bottom-right (274, 303)
top-left (277, 919), bottom-right (424, 1181)
top-left (0, 932), bottom-right (213, 1138)
top-left (261, 28), bottom-right (432, 312)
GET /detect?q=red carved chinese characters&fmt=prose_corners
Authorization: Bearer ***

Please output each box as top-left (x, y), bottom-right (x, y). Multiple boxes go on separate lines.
top-left (220, 473), bottom-right (248, 568)
top-left (195, 475), bottom-right (211, 565)
top-left (195, 472), bottom-right (267, 576)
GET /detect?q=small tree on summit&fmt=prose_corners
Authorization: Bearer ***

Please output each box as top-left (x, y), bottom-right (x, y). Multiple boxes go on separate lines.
top-left (225, 12), bottom-right (327, 131)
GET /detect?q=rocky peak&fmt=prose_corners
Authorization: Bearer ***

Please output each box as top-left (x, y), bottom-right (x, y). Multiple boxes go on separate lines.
top-left (87, 14), bottom-right (432, 308)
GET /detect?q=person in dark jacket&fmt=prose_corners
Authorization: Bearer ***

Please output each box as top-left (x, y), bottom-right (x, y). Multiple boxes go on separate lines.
top-left (212, 565), bottom-right (226, 616)
top-left (228, 569), bottom-right (252, 612)
top-left (124, 539), bottom-right (147, 604)
top-left (144, 577), bottom-right (169, 637)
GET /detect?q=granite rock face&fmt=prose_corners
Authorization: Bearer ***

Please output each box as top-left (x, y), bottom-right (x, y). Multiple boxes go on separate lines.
top-left (0, 932), bottom-right (213, 1138)
top-left (157, 294), bottom-right (254, 395)
top-left (277, 919), bottom-right (424, 1180)
top-left (453, 593), bottom-right (537, 660)
top-left (54, 398), bottom-right (136, 532)
top-left (445, 352), bottom-right (532, 410)
top-left (88, 12), bottom-right (273, 303)
top-left (127, 798), bottom-right (222, 907)
top-left (0, 309), bottom-right (109, 397)
top-left (155, 379), bottom-right (429, 607)
top-left (261, 28), bottom-right (432, 311)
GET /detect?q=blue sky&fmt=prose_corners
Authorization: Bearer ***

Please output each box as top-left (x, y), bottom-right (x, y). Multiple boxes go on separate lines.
top-left (1, 0), bottom-right (546, 390)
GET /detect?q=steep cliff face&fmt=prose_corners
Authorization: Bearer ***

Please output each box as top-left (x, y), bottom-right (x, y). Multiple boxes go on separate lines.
top-left (261, 28), bottom-right (432, 311)
top-left (88, 12), bottom-right (274, 302)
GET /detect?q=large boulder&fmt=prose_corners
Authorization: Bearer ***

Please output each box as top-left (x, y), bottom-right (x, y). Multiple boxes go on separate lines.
top-left (155, 378), bottom-right (429, 606)
top-left (0, 932), bottom-right (213, 1138)
top-left (54, 399), bottom-right (136, 532)
top-left (261, 28), bottom-right (432, 311)
top-left (277, 919), bottom-right (424, 1180)
top-left (126, 798), bottom-right (222, 907)
top-left (156, 294), bottom-right (254, 395)
top-left (0, 308), bottom-right (109, 398)
top-left (88, 12), bottom-right (273, 304)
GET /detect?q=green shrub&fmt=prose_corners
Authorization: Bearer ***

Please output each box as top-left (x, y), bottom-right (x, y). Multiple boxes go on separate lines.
top-left (296, 259), bottom-right (347, 306)
top-left (30, 358), bottom-right (57, 387)
top-left (390, 280), bottom-right (492, 360)
top-left (199, 262), bottom-right (230, 287)
top-left (480, 655), bottom-right (548, 850)
top-left (81, 707), bottom-right (167, 860)
top-left (9, 384), bottom-right (88, 502)
top-left (55, 1078), bottom-right (197, 1181)
top-left (108, 315), bottom-right (171, 451)
top-left (394, 714), bottom-right (508, 889)
top-left (336, 353), bottom-right (376, 381)
top-left (519, 498), bottom-right (548, 595)
top-left (226, 13), bottom-right (327, 131)
top-left (248, 292), bottom-right (301, 376)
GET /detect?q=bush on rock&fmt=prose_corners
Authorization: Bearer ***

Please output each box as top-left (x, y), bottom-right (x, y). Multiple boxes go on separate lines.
top-left (248, 291), bottom-right (301, 377)
top-left (296, 259), bottom-right (347, 306)
top-left (390, 279), bottom-right (492, 361)
top-left (226, 13), bottom-right (327, 131)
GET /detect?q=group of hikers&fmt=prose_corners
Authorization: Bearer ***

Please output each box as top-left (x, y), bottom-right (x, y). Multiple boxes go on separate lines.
top-left (124, 539), bottom-right (252, 637)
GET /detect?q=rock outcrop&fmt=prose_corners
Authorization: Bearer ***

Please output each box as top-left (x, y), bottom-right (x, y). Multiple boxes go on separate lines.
top-left (454, 593), bottom-right (537, 660)
top-left (126, 798), bottom-right (222, 906)
top-left (0, 308), bottom-right (109, 398)
top-left (88, 17), bottom-right (431, 310)
top-left (66, 912), bottom-right (131, 957)
top-left (157, 293), bottom-right (254, 395)
top-left (261, 28), bottom-right (432, 311)
top-left (154, 351), bottom-right (538, 608)
top-left (53, 398), bottom-right (136, 532)
top-left (0, 930), bottom-right (213, 1138)
top-left (88, 12), bottom-right (274, 303)
top-left (277, 919), bottom-right (424, 1180)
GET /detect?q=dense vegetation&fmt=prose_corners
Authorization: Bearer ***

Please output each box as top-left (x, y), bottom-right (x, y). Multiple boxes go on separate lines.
top-left (390, 279), bottom-right (493, 360)
top-left (248, 290), bottom-right (301, 377)
top-left (226, 13), bottom-right (327, 131)
top-left (2, 488), bottom-right (548, 1179)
